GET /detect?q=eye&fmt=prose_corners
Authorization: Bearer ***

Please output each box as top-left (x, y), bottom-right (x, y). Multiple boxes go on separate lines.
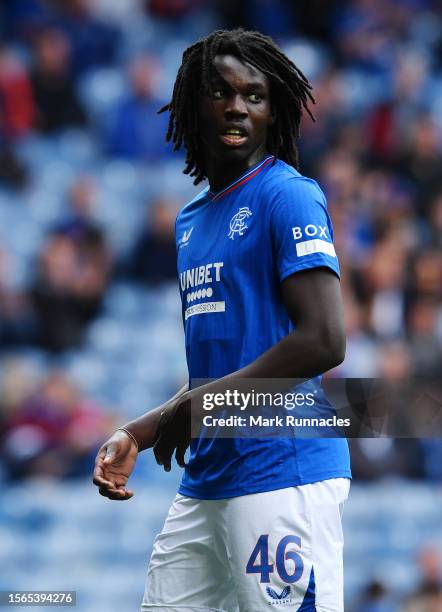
top-left (212, 89), bottom-right (224, 99)
top-left (248, 93), bottom-right (262, 103)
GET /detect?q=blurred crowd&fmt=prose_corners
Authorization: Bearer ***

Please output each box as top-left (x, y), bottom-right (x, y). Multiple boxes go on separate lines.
top-left (0, 359), bottom-right (116, 480)
top-left (351, 547), bottom-right (442, 611)
top-left (0, 0), bottom-right (440, 468)
top-left (0, 1), bottom-right (441, 608)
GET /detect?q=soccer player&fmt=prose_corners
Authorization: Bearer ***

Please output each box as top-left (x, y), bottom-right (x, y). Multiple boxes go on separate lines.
top-left (93, 29), bottom-right (351, 611)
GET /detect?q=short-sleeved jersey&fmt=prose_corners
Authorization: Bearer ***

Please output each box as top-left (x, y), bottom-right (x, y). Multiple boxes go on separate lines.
top-left (175, 156), bottom-right (351, 499)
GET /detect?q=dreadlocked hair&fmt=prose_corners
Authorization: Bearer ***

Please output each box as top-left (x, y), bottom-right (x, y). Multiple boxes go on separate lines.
top-left (159, 28), bottom-right (315, 185)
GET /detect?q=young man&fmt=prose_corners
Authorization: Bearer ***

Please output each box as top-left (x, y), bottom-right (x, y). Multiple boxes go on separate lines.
top-left (93, 29), bottom-right (351, 611)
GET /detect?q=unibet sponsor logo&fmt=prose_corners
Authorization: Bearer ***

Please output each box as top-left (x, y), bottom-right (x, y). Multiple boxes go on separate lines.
top-left (179, 262), bottom-right (223, 291)
top-left (180, 262), bottom-right (225, 319)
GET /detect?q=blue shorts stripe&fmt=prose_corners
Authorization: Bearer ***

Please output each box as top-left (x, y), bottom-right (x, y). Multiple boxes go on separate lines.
top-left (296, 566), bottom-right (315, 611)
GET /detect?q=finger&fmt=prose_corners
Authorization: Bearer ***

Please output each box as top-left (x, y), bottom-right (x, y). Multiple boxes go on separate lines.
top-left (94, 447), bottom-right (107, 465)
top-left (155, 438), bottom-right (173, 471)
top-left (92, 465), bottom-right (115, 489)
top-left (153, 437), bottom-right (173, 472)
top-left (103, 442), bottom-right (119, 464)
top-left (175, 443), bottom-right (187, 468)
top-left (153, 438), bottom-right (162, 465)
top-left (93, 474), bottom-right (115, 489)
top-left (99, 486), bottom-right (133, 501)
top-left (98, 486), bottom-right (119, 499)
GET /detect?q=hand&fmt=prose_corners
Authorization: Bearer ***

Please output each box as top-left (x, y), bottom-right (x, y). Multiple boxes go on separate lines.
top-left (153, 394), bottom-right (191, 472)
top-left (92, 430), bottom-right (138, 500)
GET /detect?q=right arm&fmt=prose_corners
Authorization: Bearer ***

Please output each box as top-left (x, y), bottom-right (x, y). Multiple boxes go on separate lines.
top-left (92, 383), bottom-right (188, 500)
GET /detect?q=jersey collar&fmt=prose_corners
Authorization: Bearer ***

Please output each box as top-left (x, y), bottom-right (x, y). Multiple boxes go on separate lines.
top-left (208, 155), bottom-right (275, 202)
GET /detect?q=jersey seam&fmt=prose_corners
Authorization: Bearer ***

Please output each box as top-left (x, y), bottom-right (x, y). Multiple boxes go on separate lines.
top-left (178, 470), bottom-right (352, 500)
top-left (280, 260), bottom-right (340, 283)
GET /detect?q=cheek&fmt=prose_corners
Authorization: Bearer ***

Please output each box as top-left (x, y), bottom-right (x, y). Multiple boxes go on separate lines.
top-left (253, 114), bottom-right (273, 135)
top-left (251, 104), bottom-right (273, 132)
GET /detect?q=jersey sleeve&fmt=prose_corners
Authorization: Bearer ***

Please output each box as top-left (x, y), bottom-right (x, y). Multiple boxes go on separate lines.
top-left (270, 177), bottom-right (340, 282)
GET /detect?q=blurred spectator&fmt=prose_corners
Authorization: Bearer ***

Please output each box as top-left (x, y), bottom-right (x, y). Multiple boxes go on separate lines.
top-left (131, 196), bottom-right (177, 284)
top-left (217, 0), bottom-right (296, 38)
top-left (0, 146), bottom-right (29, 189)
top-left (338, 296), bottom-right (378, 377)
top-left (3, 1), bottom-right (119, 74)
top-left (361, 227), bottom-right (410, 339)
top-left (419, 438), bottom-right (442, 482)
top-left (106, 54), bottom-right (172, 161)
top-left (53, 174), bottom-right (102, 238)
top-left (332, 0), bottom-right (406, 72)
top-left (0, 248), bottom-right (37, 346)
top-left (0, 46), bottom-right (35, 139)
top-left (30, 27), bottom-right (87, 133)
top-left (396, 114), bottom-right (442, 216)
top-left (292, 0), bottom-right (342, 44)
top-left (1, 0), bottom-right (51, 41)
top-left (0, 46), bottom-right (32, 188)
top-left (349, 437), bottom-right (425, 480)
top-left (31, 227), bottom-right (110, 351)
top-left (403, 548), bottom-right (442, 612)
top-left (145, 0), bottom-right (203, 21)
top-left (407, 298), bottom-right (442, 376)
top-left (0, 358), bottom-right (40, 450)
top-left (349, 340), bottom-right (425, 479)
top-left (428, 192), bottom-right (442, 249)
top-left (51, 0), bottom-right (120, 76)
top-left (410, 249), bottom-right (442, 302)
top-left (1, 370), bottom-right (114, 480)
top-left (352, 579), bottom-right (398, 612)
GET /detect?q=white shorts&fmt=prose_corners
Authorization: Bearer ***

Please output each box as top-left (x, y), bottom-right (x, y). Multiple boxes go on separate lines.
top-left (141, 478), bottom-right (350, 612)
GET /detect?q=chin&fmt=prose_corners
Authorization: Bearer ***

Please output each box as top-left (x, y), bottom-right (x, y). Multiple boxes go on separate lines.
top-left (218, 146), bottom-right (251, 162)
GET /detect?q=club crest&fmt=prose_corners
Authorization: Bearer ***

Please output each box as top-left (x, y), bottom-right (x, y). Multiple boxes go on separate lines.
top-left (228, 207), bottom-right (252, 240)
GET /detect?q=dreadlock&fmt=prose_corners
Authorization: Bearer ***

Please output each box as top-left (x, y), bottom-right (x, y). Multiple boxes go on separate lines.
top-left (159, 28), bottom-right (315, 185)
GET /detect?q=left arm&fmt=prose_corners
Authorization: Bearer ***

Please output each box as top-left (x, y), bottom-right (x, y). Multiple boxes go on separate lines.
top-left (154, 267), bottom-right (346, 469)
top-left (239, 267), bottom-right (345, 379)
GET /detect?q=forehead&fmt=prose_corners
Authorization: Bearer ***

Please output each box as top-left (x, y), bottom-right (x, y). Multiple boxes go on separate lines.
top-left (212, 54), bottom-right (269, 89)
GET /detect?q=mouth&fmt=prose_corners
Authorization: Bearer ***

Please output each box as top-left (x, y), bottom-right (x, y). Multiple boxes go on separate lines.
top-left (220, 127), bottom-right (248, 147)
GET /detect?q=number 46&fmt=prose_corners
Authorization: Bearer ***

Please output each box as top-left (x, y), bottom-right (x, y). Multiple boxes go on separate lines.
top-left (246, 535), bottom-right (304, 584)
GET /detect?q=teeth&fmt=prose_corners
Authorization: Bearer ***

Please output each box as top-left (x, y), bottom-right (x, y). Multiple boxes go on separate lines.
top-left (225, 130), bottom-right (243, 135)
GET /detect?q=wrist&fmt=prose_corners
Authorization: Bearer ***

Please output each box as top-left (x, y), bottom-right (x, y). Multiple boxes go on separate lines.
top-left (116, 427), bottom-right (139, 451)
top-left (122, 414), bottom-right (159, 451)
top-left (181, 388), bottom-right (203, 416)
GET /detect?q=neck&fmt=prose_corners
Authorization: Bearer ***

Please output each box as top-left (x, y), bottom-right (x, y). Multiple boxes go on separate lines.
top-left (206, 147), bottom-right (269, 192)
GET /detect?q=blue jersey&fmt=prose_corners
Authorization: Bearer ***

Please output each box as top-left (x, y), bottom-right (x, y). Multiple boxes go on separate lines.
top-left (175, 156), bottom-right (351, 499)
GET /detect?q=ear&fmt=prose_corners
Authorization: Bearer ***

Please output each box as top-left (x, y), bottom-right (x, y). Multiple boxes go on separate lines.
top-left (268, 105), bottom-right (276, 126)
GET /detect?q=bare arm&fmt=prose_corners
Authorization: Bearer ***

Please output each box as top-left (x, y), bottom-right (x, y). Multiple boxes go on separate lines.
top-left (237, 268), bottom-right (345, 379)
top-left (92, 383), bottom-right (188, 499)
top-left (124, 383), bottom-right (189, 451)
top-left (154, 268), bottom-right (346, 469)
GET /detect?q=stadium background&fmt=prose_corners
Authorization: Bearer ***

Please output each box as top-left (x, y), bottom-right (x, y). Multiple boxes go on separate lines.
top-left (0, 1), bottom-right (441, 610)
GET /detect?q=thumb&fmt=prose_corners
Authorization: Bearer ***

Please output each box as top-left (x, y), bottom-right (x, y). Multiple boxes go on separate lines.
top-left (103, 443), bottom-right (118, 463)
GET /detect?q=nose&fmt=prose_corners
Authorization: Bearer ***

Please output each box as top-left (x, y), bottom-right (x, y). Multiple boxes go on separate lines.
top-left (224, 93), bottom-right (248, 119)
